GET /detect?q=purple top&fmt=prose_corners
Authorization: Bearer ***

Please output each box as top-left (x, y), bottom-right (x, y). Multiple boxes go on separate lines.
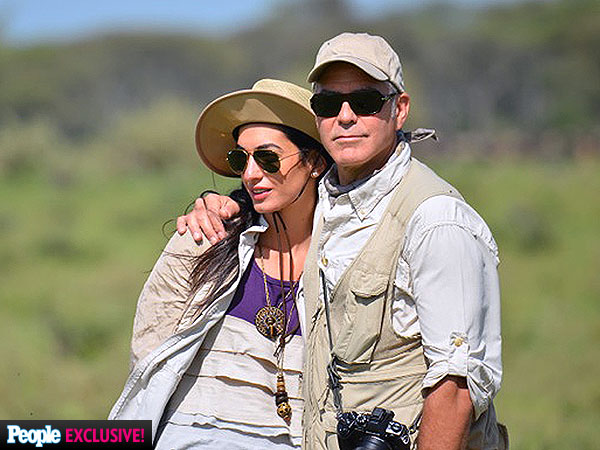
top-left (226, 259), bottom-right (301, 337)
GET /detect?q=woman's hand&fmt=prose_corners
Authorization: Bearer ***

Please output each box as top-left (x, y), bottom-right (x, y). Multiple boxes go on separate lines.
top-left (176, 193), bottom-right (241, 244)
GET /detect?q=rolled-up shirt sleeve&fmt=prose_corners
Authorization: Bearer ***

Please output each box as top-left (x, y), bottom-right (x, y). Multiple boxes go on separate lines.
top-left (403, 195), bottom-right (503, 419)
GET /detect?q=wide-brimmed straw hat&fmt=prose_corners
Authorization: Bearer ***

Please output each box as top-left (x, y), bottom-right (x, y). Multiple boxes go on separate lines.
top-left (195, 79), bottom-right (320, 177)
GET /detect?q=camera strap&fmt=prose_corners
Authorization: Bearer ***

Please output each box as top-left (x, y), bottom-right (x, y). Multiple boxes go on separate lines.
top-left (320, 269), bottom-right (344, 416)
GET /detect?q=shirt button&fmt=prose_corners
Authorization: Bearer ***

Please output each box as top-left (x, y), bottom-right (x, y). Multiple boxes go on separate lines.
top-left (321, 254), bottom-right (328, 266)
top-left (453, 337), bottom-right (464, 347)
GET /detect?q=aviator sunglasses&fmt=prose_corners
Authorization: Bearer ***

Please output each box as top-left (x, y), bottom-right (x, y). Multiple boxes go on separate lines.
top-left (310, 88), bottom-right (397, 117)
top-left (227, 149), bottom-right (302, 175)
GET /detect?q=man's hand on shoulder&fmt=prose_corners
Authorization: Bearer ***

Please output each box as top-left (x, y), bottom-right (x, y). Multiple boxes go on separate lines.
top-left (176, 193), bottom-right (241, 244)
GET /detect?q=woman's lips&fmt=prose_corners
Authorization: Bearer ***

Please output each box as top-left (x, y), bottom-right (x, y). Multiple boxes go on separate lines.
top-left (250, 187), bottom-right (272, 200)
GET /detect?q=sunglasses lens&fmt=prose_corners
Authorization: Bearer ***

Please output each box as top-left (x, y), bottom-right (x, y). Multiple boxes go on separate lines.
top-left (227, 150), bottom-right (248, 174)
top-left (253, 150), bottom-right (280, 173)
top-left (227, 150), bottom-right (281, 174)
top-left (311, 93), bottom-right (342, 117)
top-left (349, 90), bottom-right (385, 115)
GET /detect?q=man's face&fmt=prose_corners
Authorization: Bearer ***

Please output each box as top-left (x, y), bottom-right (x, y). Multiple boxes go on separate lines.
top-left (314, 62), bottom-right (409, 185)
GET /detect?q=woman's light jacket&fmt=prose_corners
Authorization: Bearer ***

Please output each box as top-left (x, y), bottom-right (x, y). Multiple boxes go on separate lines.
top-left (108, 218), bottom-right (296, 443)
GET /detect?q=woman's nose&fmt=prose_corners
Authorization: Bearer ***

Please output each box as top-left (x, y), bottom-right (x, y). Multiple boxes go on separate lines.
top-left (242, 154), bottom-right (263, 181)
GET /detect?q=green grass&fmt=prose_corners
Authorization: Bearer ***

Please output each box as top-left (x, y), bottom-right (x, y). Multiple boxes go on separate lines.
top-left (0, 166), bottom-right (238, 419)
top-left (1, 156), bottom-right (599, 449)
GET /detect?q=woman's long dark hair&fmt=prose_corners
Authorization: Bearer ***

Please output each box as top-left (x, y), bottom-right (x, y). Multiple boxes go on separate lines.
top-left (186, 123), bottom-right (331, 307)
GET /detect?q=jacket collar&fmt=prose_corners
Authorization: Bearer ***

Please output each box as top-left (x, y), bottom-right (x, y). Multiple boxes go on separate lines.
top-left (239, 215), bottom-right (269, 245)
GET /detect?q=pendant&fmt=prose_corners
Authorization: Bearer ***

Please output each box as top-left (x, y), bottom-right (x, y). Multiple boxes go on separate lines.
top-left (255, 306), bottom-right (285, 338)
top-left (275, 373), bottom-right (292, 423)
top-left (277, 401), bottom-right (292, 422)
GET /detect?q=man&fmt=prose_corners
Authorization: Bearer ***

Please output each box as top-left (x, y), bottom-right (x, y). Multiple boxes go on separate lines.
top-left (179, 33), bottom-right (507, 449)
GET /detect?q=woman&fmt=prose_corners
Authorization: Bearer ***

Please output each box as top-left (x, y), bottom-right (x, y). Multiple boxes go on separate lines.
top-left (109, 79), bottom-right (330, 449)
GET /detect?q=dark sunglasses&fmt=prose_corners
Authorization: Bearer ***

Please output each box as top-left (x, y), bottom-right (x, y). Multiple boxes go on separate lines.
top-left (310, 88), bottom-right (397, 117)
top-left (227, 149), bottom-right (301, 175)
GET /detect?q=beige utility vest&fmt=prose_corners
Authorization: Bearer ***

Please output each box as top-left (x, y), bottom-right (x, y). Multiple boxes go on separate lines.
top-left (302, 159), bottom-right (464, 450)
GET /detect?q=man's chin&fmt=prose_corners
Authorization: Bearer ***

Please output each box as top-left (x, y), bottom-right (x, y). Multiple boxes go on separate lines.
top-left (332, 152), bottom-right (370, 169)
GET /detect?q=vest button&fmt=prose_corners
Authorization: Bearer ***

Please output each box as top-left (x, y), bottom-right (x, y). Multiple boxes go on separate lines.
top-left (453, 337), bottom-right (464, 347)
top-left (320, 255), bottom-right (328, 266)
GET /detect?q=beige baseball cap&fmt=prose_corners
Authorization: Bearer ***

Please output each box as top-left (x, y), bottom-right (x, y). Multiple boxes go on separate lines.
top-left (307, 32), bottom-right (405, 93)
top-left (195, 79), bottom-right (320, 177)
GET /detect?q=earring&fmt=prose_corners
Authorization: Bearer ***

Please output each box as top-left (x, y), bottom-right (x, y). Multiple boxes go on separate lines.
top-left (311, 171), bottom-right (319, 178)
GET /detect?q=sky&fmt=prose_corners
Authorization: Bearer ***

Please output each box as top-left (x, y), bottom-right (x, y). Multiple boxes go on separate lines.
top-left (0, 0), bottom-right (520, 45)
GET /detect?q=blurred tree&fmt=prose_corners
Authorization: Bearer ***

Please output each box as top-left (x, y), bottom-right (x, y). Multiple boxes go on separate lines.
top-left (0, 0), bottom-right (597, 158)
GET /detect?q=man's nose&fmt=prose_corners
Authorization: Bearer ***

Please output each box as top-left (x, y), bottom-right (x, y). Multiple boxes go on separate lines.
top-left (337, 101), bottom-right (357, 125)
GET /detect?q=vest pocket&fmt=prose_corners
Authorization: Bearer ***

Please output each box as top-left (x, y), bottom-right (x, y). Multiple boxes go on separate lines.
top-left (331, 270), bottom-right (388, 364)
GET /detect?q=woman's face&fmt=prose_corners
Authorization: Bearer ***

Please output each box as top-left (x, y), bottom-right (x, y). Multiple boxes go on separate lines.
top-left (236, 124), bottom-right (316, 215)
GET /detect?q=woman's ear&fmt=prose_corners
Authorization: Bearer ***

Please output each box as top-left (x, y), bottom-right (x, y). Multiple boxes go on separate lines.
top-left (309, 153), bottom-right (329, 178)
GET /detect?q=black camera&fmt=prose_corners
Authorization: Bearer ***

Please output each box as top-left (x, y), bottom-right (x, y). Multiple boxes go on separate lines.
top-left (337, 407), bottom-right (411, 450)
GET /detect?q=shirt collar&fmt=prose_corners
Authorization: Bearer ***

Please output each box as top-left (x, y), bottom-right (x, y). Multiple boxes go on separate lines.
top-left (322, 140), bottom-right (412, 221)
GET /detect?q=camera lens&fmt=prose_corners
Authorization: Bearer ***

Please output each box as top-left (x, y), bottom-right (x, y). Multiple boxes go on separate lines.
top-left (354, 435), bottom-right (394, 450)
